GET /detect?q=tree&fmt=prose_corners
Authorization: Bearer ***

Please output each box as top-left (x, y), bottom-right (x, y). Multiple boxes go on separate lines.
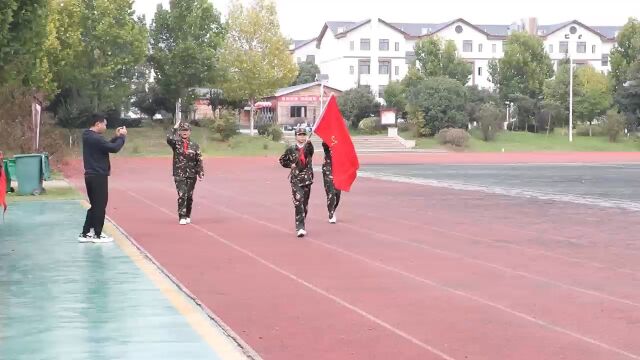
top-left (293, 60), bottom-right (320, 85)
top-left (543, 63), bottom-right (571, 111)
top-left (150, 0), bottom-right (225, 118)
top-left (337, 87), bottom-right (380, 128)
top-left (615, 60), bottom-right (640, 130)
top-left (382, 80), bottom-right (407, 115)
top-left (132, 84), bottom-right (173, 119)
top-left (489, 32), bottom-right (554, 101)
top-left (217, 0), bottom-right (297, 135)
top-left (414, 37), bottom-right (471, 84)
top-left (574, 66), bottom-right (612, 136)
top-left (0, 0), bottom-right (49, 87)
top-left (405, 76), bottom-right (468, 135)
top-left (603, 109), bottom-right (626, 142)
top-left (610, 18), bottom-right (640, 89)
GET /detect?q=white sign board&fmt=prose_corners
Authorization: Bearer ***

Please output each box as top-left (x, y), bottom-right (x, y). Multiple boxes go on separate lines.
top-left (380, 109), bottom-right (396, 125)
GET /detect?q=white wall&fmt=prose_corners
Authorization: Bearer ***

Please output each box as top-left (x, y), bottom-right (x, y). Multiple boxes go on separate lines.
top-left (543, 24), bottom-right (612, 73)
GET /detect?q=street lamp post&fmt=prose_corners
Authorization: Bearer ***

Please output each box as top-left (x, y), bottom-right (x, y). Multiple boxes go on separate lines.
top-left (569, 57), bottom-right (574, 142)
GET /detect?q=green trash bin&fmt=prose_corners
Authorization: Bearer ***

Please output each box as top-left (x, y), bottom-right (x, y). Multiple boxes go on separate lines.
top-left (7, 158), bottom-right (15, 181)
top-left (14, 154), bottom-right (45, 195)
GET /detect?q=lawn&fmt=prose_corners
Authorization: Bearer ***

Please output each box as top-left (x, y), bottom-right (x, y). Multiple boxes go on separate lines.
top-left (401, 129), bottom-right (640, 152)
top-left (6, 186), bottom-right (82, 202)
top-left (69, 125), bottom-right (286, 157)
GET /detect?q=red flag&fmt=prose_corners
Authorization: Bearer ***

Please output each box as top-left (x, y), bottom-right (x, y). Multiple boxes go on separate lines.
top-left (313, 95), bottom-right (359, 191)
top-left (0, 154), bottom-right (7, 218)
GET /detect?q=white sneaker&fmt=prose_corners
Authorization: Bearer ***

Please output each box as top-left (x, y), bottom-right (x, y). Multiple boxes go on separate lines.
top-left (179, 219), bottom-right (187, 225)
top-left (78, 234), bottom-right (93, 243)
top-left (185, 218), bottom-right (191, 224)
top-left (296, 229), bottom-right (307, 237)
top-left (329, 215), bottom-right (337, 224)
top-left (93, 234), bottom-right (113, 243)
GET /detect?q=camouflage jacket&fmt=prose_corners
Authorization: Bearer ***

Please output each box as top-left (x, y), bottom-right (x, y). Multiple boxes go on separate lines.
top-left (279, 142), bottom-right (314, 186)
top-left (167, 129), bottom-right (204, 179)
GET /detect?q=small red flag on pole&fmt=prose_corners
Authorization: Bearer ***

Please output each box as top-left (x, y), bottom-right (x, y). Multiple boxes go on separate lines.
top-left (312, 94), bottom-right (359, 191)
top-left (0, 152), bottom-right (8, 220)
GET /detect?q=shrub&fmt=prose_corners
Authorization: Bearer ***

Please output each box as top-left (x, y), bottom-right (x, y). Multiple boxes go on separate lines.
top-left (477, 103), bottom-right (504, 142)
top-left (576, 123), bottom-right (604, 137)
top-left (209, 108), bottom-right (239, 141)
top-left (436, 128), bottom-right (470, 147)
top-left (603, 110), bottom-right (626, 142)
top-left (264, 124), bottom-right (283, 142)
top-left (358, 117), bottom-right (380, 134)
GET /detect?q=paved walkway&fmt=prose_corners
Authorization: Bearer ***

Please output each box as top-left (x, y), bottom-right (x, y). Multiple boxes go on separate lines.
top-left (0, 201), bottom-right (251, 360)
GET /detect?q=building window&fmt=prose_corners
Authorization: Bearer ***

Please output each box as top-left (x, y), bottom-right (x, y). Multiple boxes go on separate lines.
top-left (548, 44), bottom-right (554, 53)
top-left (379, 39), bottom-right (389, 51)
top-left (360, 39), bottom-right (370, 51)
top-left (358, 59), bottom-right (370, 74)
top-left (306, 55), bottom-right (315, 63)
top-left (502, 41), bottom-right (508, 52)
top-left (463, 40), bottom-right (473, 52)
top-left (349, 65), bottom-right (354, 75)
top-left (350, 41), bottom-right (354, 51)
top-left (405, 51), bottom-right (416, 64)
top-left (290, 106), bottom-right (307, 118)
top-left (478, 44), bottom-right (483, 52)
top-left (492, 44), bottom-right (497, 53)
top-left (592, 45), bottom-right (596, 53)
top-left (379, 60), bottom-right (390, 75)
top-left (378, 85), bottom-right (386, 97)
top-left (394, 66), bottom-right (400, 76)
top-left (559, 41), bottom-right (568, 54)
top-left (577, 42), bottom-right (586, 53)
top-left (478, 67), bottom-right (482, 76)
top-left (395, 42), bottom-right (400, 51)
top-left (602, 54), bottom-right (609, 67)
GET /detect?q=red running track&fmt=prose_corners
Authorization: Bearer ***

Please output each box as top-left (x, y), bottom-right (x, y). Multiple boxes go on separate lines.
top-left (63, 154), bottom-right (640, 360)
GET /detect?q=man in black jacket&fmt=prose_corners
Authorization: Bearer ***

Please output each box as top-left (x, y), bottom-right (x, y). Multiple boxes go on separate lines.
top-left (279, 126), bottom-right (314, 237)
top-left (78, 113), bottom-right (126, 243)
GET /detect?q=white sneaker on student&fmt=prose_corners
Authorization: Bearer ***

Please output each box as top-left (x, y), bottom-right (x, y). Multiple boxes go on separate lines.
top-left (93, 234), bottom-right (113, 243)
top-left (296, 229), bottom-right (307, 237)
top-left (78, 234), bottom-right (93, 243)
top-left (179, 218), bottom-right (187, 225)
top-left (329, 215), bottom-right (337, 224)
top-left (185, 218), bottom-right (191, 224)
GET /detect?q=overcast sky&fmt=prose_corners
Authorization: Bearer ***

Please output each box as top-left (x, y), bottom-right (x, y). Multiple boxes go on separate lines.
top-left (133, 0), bottom-right (640, 40)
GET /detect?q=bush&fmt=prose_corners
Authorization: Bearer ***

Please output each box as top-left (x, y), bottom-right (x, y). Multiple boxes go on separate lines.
top-left (477, 103), bottom-right (504, 141)
top-left (603, 110), bottom-right (626, 142)
top-left (436, 128), bottom-right (470, 147)
top-left (256, 122), bottom-right (270, 135)
top-left (210, 108), bottom-right (239, 141)
top-left (264, 124), bottom-right (283, 142)
top-left (576, 123), bottom-right (604, 137)
top-left (358, 117), bottom-right (380, 134)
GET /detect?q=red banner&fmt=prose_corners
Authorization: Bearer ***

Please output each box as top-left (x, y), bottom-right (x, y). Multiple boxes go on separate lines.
top-left (312, 95), bottom-right (359, 191)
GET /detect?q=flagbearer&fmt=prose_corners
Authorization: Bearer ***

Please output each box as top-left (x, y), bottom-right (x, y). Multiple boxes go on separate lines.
top-left (321, 142), bottom-right (340, 223)
top-left (279, 126), bottom-right (314, 237)
top-left (167, 121), bottom-right (204, 225)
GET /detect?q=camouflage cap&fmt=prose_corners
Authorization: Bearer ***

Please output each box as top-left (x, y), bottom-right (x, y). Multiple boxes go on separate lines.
top-left (178, 122), bottom-right (191, 131)
top-left (295, 126), bottom-right (307, 135)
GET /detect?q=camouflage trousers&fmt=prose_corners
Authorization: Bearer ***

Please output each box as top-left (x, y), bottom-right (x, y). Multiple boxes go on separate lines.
top-left (175, 177), bottom-right (196, 219)
top-left (322, 166), bottom-right (341, 219)
top-left (291, 183), bottom-right (311, 231)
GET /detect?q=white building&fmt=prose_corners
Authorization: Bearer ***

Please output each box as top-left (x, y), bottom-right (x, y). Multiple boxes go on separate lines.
top-left (290, 18), bottom-right (621, 97)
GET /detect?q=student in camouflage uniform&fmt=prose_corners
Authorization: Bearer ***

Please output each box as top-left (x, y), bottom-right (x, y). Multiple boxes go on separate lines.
top-left (279, 127), bottom-right (314, 237)
top-left (321, 142), bottom-right (341, 224)
top-left (167, 122), bottom-right (204, 225)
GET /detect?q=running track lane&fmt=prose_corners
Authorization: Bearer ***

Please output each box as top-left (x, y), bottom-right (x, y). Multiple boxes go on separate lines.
top-left (63, 157), bottom-right (640, 360)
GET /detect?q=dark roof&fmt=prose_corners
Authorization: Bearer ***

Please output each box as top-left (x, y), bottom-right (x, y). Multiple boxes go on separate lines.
top-left (539, 20), bottom-right (621, 40)
top-left (291, 38), bottom-right (316, 50)
top-left (326, 21), bottom-right (368, 35)
top-left (387, 22), bottom-right (449, 37)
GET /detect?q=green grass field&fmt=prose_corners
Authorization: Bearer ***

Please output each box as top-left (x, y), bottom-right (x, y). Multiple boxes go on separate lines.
top-left (401, 130), bottom-right (640, 152)
top-left (71, 126), bottom-right (287, 157)
top-left (6, 186), bottom-right (82, 202)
